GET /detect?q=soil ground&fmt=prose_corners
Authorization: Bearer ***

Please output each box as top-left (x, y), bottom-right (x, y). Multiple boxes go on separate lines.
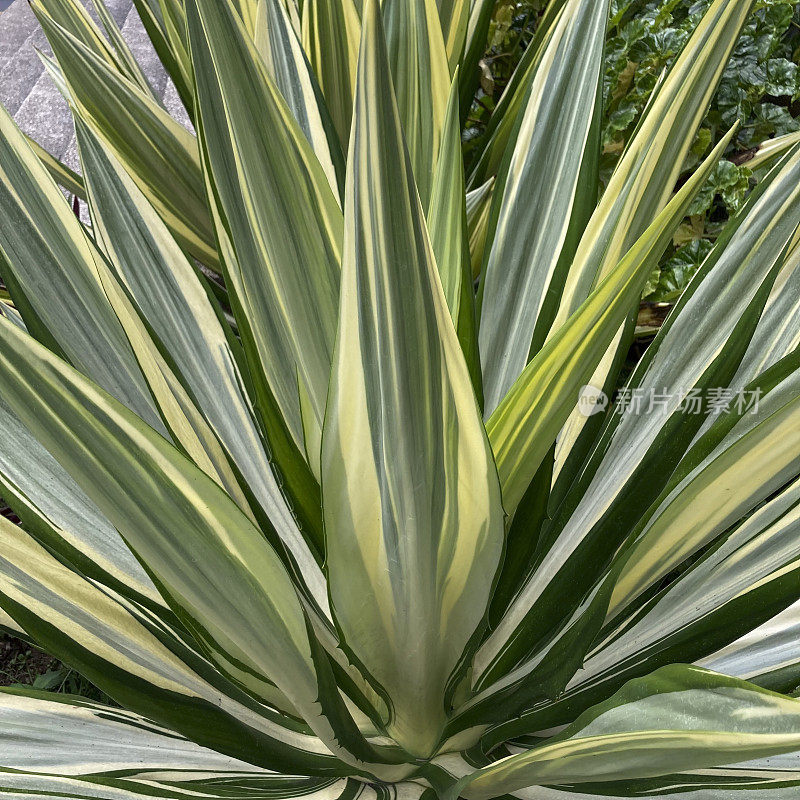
top-left (0, 635), bottom-right (60, 687)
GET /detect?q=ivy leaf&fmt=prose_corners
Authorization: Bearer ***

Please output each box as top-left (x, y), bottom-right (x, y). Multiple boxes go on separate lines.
top-left (643, 239), bottom-right (715, 303)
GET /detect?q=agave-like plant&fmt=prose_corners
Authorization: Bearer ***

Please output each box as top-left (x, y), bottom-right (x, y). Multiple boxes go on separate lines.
top-left (4, 0), bottom-right (800, 795)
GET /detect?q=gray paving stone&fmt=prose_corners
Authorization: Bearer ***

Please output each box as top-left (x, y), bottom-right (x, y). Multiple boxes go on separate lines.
top-left (163, 77), bottom-right (191, 130)
top-left (15, 71), bottom-right (76, 164)
top-left (0, 2), bottom-right (41, 74)
top-left (0, 0), bottom-right (188, 174)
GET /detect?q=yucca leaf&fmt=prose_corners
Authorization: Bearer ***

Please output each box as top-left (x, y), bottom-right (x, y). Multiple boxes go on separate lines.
top-left (203, 211), bottom-right (330, 584)
top-left (79, 246), bottom-right (257, 516)
top-left (478, 0), bottom-right (608, 415)
top-left (74, 113), bottom-right (330, 610)
top-left (321, 0), bottom-right (504, 757)
top-left (132, 0), bottom-right (196, 114)
top-left (0, 697), bottom-right (404, 800)
top-left (487, 444), bottom-right (800, 748)
top-left (0, 299), bottom-right (21, 326)
top-left (465, 177), bottom-right (493, 279)
top-left (456, 0), bottom-right (493, 126)
top-left (35, 0), bottom-right (156, 97)
top-left (25, 135), bottom-right (86, 199)
top-left (485, 129), bottom-right (735, 518)
top-left (33, 5), bottom-right (217, 267)
top-left (90, 0), bottom-right (160, 97)
top-left (467, 0), bottom-right (567, 185)
top-left (487, 83), bottom-right (604, 616)
top-left (553, 0), bottom-right (754, 327)
top-left (383, 0), bottom-right (450, 207)
top-left (454, 666), bottom-right (800, 799)
top-left (302, 0), bottom-right (361, 149)
top-left (441, 751), bottom-right (800, 800)
top-left (0, 520), bottom-right (349, 772)
top-left (484, 757), bottom-right (800, 798)
top-left (609, 351), bottom-right (800, 617)
top-left (532, 145), bottom-right (800, 654)
top-left (437, 0), bottom-right (469, 73)
top-left (746, 129), bottom-right (800, 172)
top-left (255, 0), bottom-right (345, 196)
top-left (542, 0), bottom-right (757, 496)
top-left (0, 391), bottom-right (163, 613)
top-left (8, 110), bottom-right (255, 515)
top-left (0, 687), bottom-right (344, 779)
top-left (701, 239), bottom-right (800, 417)
top-left (2, 0), bottom-right (800, 785)
top-left (445, 135), bottom-right (734, 722)
top-left (0, 780), bottom-right (375, 800)
top-left (0, 608), bottom-right (22, 636)
top-left (602, 454), bottom-right (800, 692)
top-left (473, 139), bottom-right (798, 711)
top-left (37, 47), bottom-right (71, 100)
top-left (233, 0), bottom-right (260, 32)
top-left (427, 71), bottom-right (481, 398)
top-left (701, 599), bottom-right (800, 693)
top-left (0, 766), bottom-right (373, 800)
top-left (0, 102), bottom-right (165, 434)
top-left (188, 0), bottom-right (342, 473)
top-left (523, 762), bottom-right (800, 798)
top-left (0, 317), bottom-right (398, 771)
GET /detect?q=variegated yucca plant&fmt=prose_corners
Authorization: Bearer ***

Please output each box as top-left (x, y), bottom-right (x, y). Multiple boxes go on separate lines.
top-left (5, 0), bottom-right (800, 796)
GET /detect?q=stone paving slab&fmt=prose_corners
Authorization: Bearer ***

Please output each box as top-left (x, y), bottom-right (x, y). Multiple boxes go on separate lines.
top-left (0, 0), bottom-right (189, 174)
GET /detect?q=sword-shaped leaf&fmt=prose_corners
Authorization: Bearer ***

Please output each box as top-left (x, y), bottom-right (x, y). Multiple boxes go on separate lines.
top-left (485, 130), bottom-right (734, 517)
top-left (553, 0), bottom-right (754, 328)
top-left (0, 519), bottom-right (345, 773)
top-left (487, 454), bottom-right (800, 748)
top-left (465, 178), bottom-right (493, 278)
top-left (473, 138), bottom-right (796, 702)
top-left (383, 0), bottom-right (449, 207)
top-left (453, 666), bottom-right (800, 799)
top-left (33, 4), bottom-right (217, 267)
top-left (528, 146), bottom-right (800, 660)
top-left (302, 0), bottom-right (361, 149)
top-left (0, 319), bottom-right (392, 773)
top-left (35, 0), bottom-right (156, 97)
top-left (700, 598), bottom-right (800, 693)
top-left (609, 352), bottom-right (800, 617)
top-left (90, 0), bottom-right (159, 97)
top-left (131, 0), bottom-right (195, 114)
top-left (254, 0), bottom-right (344, 196)
top-left (0, 685), bottom-right (342, 778)
top-left (2, 100), bottom-right (252, 513)
top-left (427, 72), bottom-right (481, 397)
top-left (436, 0), bottom-right (469, 73)
top-left (26, 135), bottom-right (86, 198)
top-left (478, 0), bottom-right (608, 414)
top-left (74, 114), bottom-right (330, 613)
top-left (0, 102), bottom-right (163, 433)
top-left (0, 393), bottom-right (162, 613)
top-left (540, 0), bottom-right (756, 484)
top-left (188, 0), bottom-right (342, 472)
top-left (322, 0), bottom-right (504, 757)
top-left (466, 0), bottom-right (567, 186)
